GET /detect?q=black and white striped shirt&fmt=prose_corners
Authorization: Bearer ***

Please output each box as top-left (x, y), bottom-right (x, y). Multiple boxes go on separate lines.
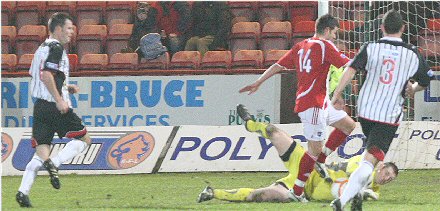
top-left (350, 37), bottom-right (432, 124)
top-left (29, 38), bottom-right (71, 106)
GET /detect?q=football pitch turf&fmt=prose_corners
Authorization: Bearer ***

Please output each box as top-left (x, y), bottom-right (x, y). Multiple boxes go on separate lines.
top-left (2, 170), bottom-right (440, 210)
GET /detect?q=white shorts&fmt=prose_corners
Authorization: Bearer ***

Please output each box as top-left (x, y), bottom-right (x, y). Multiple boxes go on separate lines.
top-left (298, 102), bottom-right (347, 141)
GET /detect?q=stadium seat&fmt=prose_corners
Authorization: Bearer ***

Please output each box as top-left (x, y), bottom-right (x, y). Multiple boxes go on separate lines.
top-left (78, 54), bottom-right (108, 71)
top-left (264, 50), bottom-right (289, 68)
top-left (200, 51), bottom-right (232, 69)
top-left (108, 53), bottom-right (138, 70)
top-left (139, 52), bottom-right (170, 70)
top-left (106, 24), bottom-right (134, 56)
top-left (1, 1), bottom-right (16, 26)
top-left (289, 1), bottom-right (317, 30)
top-left (105, 2), bottom-right (135, 29)
top-left (418, 32), bottom-right (440, 61)
top-left (339, 20), bottom-right (363, 32)
top-left (15, 25), bottom-right (47, 58)
top-left (1, 54), bottom-right (17, 72)
top-left (229, 22), bottom-right (261, 55)
top-left (292, 21), bottom-right (315, 45)
top-left (15, 2), bottom-right (46, 30)
top-left (170, 51), bottom-right (201, 69)
top-left (45, 2), bottom-right (76, 23)
top-left (68, 54), bottom-right (78, 72)
top-left (427, 19), bottom-right (440, 31)
top-left (1, 26), bottom-right (16, 54)
top-left (260, 21), bottom-right (292, 52)
top-left (76, 25), bottom-right (107, 60)
top-left (228, 1), bottom-right (258, 22)
top-left (76, 1), bottom-right (105, 30)
top-left (258, 2), bottom-right (287, 26)
top-left (232, 50), bottom-right (263, 69)
top-left (16, 54), bottom-right (34, 71)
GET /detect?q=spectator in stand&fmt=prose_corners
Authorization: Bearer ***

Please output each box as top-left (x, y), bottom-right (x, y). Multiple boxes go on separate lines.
top-left (154, 2), bottom-right (191, 55)
top-left (184, 1), bottom-right (232, 56)
top-left (127, 2), bottom-right (157, 52)
top-left (126, 2), bottom-right (191, 56)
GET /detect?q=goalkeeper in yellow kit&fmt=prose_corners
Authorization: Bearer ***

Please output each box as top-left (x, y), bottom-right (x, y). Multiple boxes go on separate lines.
top-left (197, 104), bottom-right (398, 205)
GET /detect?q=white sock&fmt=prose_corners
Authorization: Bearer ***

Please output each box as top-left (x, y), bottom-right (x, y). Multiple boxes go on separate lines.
top-left (51, 140), bottom-right (88, 168)
top-left (339, 160), bottom-right (374, 207)
top-left (18, 156), bottom-right (43, 195)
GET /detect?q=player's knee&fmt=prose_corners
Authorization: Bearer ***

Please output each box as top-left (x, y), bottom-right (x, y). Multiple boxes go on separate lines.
top-left (266, 124), bottom-right (276, 137)
top-left (79, 133), bottom-right (91, 145)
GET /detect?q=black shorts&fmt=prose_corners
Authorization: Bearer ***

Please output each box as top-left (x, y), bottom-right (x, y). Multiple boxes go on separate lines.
top-left (32, 99), bottom-right (86, 146)
top-left (358, 117), bottom-right (398, 154)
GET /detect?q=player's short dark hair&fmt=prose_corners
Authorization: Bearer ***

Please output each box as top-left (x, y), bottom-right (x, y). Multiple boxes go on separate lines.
top-left (383, 162), bottom-right (399, 176)
top-left (48, 12), bottom-right (73, 33)
top-left (315, 14), bottom-right (340, 35)
top-left (382, 9), bottom-right (404, 34)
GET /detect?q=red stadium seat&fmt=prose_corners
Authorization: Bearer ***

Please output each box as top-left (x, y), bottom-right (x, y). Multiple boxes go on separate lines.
top-left (45, 2), bottom-right (76, 23)
top-left (259, 2), bottom-right (287, 26)
top-left (139, 52), bottom-right (170, 70)
top-left (1, 1), bottom-right (16, 26)
top-left (229, 22), bottom-right (261, 55)
top-left (78, 54), bottom-right (108, 71)
top-left (232, 50), bottom-right (263, 69)
top-left (418, 31), bottom-right (440, 62)
top-left (1, 26), bottom-right (16, 54)
top-left (228, 1), bottom-right (258, 22)
top-left (1, 54), bottom-right (17, 72)
top-left (105, 2), bottom-right (136, 29)
top-left (108, 53), bottom-right (138, 70)
top-left (260, 21), bottom-right (292, 52)
top-left (427, 19), bottom-right (440, 31)
top-left (68, 54), bottom-right (78, 72)
top-left (201, 51), bottom-right (232, 69)
top-left (292, 21), bottom-right (315, 45)
top-left (264, 50), bottom-right (289, 68)
top-left (15, 2), bottom-right (46, 30)
top-left (106, 24), bottom-right (134, 56)
top-left (289, 1), bottom-right (317, 30)
top-left (15, 25), bottom-right (47, 58)
top-left (170, 51), bottom-right (201, 69)
top-left (76, 2), bottom-right (105, 30)
top-left (76, 25), bottom-right (107, 60)
top-left (16, 54), bottom-right (34, 71)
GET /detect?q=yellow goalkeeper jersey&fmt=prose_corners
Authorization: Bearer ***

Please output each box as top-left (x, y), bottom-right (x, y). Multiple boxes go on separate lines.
top-left (304, 155), bottom-right (380, 201)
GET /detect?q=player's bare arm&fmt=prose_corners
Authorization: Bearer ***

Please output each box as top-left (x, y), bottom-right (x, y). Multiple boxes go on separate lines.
top-left (331, 66), bottom-right (356, 110)
top-left (239, 63), bottom-right (285, 95)
top-left (41, 71), bottom-right (68, 114)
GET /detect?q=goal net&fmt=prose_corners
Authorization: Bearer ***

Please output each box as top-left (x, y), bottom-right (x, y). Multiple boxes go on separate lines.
top-left (328, 1), bottom-right (440, 169)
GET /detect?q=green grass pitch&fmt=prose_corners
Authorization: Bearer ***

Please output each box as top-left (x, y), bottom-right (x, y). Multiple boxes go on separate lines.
top-left (2, 170), bottom-right (440, 210)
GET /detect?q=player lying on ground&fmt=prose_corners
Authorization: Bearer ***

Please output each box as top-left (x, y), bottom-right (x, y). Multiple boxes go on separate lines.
top-left (197, 105), bottom-right (398, 207)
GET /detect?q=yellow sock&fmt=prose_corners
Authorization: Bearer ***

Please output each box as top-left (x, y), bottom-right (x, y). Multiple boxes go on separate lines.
top-left (245, 120), bottom-right (269, 138)
top-left (213, 188), bottom-right (254, 202)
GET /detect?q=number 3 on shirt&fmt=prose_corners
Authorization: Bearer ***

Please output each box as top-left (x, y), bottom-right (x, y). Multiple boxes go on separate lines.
top-left (298, 49), bottom-right (312, 73)
top-left (380, 59), bottom-right (396, 84)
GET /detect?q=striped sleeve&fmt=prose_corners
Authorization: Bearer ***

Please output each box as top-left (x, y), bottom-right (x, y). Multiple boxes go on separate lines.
top-left (411, 51), bottom-right (433, 87)
top-left (349, 43), bottom-right (369, 71)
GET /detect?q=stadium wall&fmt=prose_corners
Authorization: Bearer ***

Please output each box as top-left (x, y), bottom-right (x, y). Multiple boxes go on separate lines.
top-left (2, 121), bottom-right (440, 176)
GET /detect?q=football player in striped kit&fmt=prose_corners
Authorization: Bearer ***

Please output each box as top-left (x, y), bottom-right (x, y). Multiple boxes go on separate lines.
top-left (16, 12), bottom-right (91, 207)
top-left (330, 10), bottom-right (433, 211)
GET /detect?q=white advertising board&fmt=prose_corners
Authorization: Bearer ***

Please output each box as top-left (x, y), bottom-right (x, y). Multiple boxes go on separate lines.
top-left (414, 71), bottom-right (440, 121)
top-left (160, 122), bottom-right (440, 172)
top-left (2, 126), bottom-right (173, 176)
top-left (1, 75), bottom-right (280, 127)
